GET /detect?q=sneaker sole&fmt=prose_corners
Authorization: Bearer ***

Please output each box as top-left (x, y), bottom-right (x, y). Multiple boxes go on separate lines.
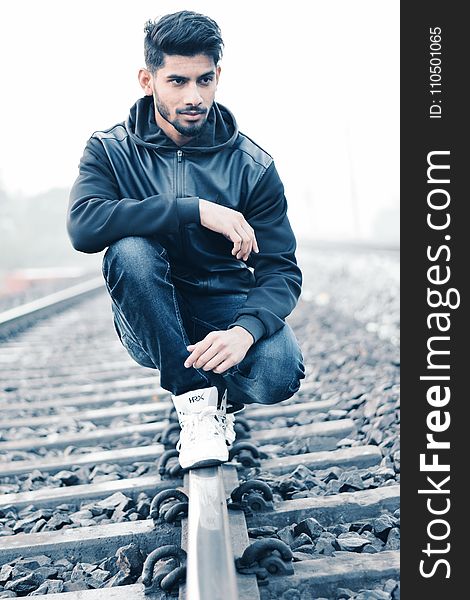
top-left (179, 457), bottom-right (227, 470)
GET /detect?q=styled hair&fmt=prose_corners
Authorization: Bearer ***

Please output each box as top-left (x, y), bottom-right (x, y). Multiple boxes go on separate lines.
top-left (144, 10), bottom-right (224, 72)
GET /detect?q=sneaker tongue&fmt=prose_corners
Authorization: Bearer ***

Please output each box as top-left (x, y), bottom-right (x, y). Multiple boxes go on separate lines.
top-left (174, 386), bottom-right (219, 414)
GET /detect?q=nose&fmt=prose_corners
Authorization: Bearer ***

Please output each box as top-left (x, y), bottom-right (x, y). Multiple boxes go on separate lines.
top-left (184, 82), bottom-right (203, 107)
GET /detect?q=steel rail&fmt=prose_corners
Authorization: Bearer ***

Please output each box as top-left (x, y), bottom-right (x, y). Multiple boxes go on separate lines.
top-left (0, 276), bottom-right (105, 338)
top-left (185, 466), bottom-right (239, 600)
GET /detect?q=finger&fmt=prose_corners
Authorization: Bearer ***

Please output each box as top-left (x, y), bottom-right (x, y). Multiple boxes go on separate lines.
top-left (184, 338), bottom-right (213, 367)
top-left (213, 357), bottom-right (237, 374)
top-left (194, 344), bottom-right (221, 369)
top-left (237, 224), bottom-right (252, 260)
top-left (229, 231), bottom-right (242, 255)
top-left (234, 225), bottom-right (251, 260)
top-left (252, 233), bottom-right (259, 253)
top-left (202, 351), bottom-right (230, 372)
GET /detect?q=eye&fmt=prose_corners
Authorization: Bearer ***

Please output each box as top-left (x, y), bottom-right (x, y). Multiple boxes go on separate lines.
top-left (199, 76), bottom-right (213, 85)
top-left (170, 78), bottom-right (185, 86)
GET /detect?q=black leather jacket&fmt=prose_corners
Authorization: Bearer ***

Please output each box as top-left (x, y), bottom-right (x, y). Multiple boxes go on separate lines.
top-left (67, 96), bottom-right (302, 343)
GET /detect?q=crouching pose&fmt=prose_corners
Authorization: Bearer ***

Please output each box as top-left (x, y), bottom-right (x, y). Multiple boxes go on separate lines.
top-left (67, 11), bottom-right (305, 469)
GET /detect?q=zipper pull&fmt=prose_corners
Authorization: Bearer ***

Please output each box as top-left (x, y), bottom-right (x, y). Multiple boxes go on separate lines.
top-left (177, 150), bottom-right (183, 162)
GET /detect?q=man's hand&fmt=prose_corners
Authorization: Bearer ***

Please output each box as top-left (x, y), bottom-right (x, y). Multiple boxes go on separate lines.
top-left (199, 199), bottom-right (259, 261)
top-left (184, 326), bottom-right (254, 374)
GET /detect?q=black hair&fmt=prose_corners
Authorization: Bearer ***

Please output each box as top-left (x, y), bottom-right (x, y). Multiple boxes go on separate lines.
top-left (144, 10), bottom-right (224, 72)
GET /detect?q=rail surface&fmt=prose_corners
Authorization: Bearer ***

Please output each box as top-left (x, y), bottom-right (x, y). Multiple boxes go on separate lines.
top-left (0, 276), bottom-right (104, 338)
top-left (0, 248), bottom-right (400, 599)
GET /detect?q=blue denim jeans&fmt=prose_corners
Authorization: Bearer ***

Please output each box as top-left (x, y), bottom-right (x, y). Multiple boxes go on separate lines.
top-left (101, 236), bottom-right (305, 406)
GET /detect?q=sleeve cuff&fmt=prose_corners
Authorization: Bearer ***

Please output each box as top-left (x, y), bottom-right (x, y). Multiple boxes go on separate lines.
top-left (176, 196), bottom-right (200, 225)
top-left (228, 316), bottom-right (266, 344)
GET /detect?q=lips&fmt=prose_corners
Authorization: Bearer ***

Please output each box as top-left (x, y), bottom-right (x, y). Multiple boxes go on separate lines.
top-left (181, 112), bottom-right (204, 120)
top-left (180, 109), bottom-right (206, 116)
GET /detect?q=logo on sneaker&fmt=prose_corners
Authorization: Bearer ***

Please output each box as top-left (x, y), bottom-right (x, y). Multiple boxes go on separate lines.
top-left (189, 393), bottom-right (204, 403)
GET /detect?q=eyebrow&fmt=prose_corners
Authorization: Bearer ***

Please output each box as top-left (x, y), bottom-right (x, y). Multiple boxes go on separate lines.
top-left (166, 70), bottom-right (216, 80)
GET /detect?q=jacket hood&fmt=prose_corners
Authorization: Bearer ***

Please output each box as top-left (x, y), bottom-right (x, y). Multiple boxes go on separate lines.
top-left (125, 95), bottom-right (238, 153)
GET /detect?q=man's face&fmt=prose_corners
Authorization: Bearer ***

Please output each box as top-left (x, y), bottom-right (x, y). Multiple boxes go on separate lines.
top-left (150, 53), bottom-right (220, 138)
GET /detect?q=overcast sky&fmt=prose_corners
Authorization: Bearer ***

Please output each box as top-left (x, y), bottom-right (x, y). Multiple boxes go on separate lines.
top-left (0, 0), bottom-right (399, 242)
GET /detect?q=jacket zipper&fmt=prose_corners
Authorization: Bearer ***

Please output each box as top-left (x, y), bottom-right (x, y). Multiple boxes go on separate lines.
top-left (176, 150), bottom-right (183, 197)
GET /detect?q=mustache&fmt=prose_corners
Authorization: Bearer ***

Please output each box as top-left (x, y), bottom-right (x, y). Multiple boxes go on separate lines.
top-left (177, 107), bottom-right (207, 115)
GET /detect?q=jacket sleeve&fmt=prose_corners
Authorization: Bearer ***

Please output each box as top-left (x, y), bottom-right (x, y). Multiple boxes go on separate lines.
top-left (67, 136), bottom-right (200, 253)
top-left (227, 161), bottom-right (302, 343)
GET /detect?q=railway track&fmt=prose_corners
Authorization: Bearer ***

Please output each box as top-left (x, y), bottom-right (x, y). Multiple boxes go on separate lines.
top-left (0, 258), bottom-right (400, 600)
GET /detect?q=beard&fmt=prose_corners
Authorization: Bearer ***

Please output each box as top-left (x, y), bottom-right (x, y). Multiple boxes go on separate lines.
top-left (155, 93), bottom-right (209, 138)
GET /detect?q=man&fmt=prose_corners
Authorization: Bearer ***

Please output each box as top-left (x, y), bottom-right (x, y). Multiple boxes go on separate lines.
top-left (67, 10), bottom-right (305, 469)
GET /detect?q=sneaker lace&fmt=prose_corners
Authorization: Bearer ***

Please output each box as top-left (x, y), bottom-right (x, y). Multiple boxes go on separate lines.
top-left (176, 406), bottom-right (225, 451)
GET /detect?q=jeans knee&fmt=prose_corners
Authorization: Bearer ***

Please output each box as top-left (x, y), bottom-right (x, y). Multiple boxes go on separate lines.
top-left (102, 236), bottom-right (167, 283)
top-left (260, 340), bottom-right (305, 404)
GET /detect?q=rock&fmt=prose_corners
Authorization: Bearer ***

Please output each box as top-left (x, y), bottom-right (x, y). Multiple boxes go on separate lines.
top-left (43, 513), bottom-right (72, 530)
top-left (339, 471), bottom-right (365, 492)
top-left (86, 569), bottom-right (111, 588)
top-left (71, 563), bottom-right (96, 582)
top-left (278, 477), bottom-right (308, 499)
top-left (363, 396), bottom-right (380, 418)
top-left (69, 510), bottom-right (94, 524)
top-left (366, 428), bottom-right (383, 445)
top-left (378, 413), bottom-right (396, 429)
top-left (292, 533), bottom-right (313, 550)
top-left (30, 519), bottom-right (47, 533)
top-left (56, 503), bottom-right (76, 512)
top-left (349, 521), bottom-right (372, 534)
top-left (392, 450), bottom-right (400, 472)
top-left (105, 571), bottom-right (132, 587)
top-left (99, 557), bottom-right (118, 576)
top-left (35, 566), bottom-right (59, 580)
top-left (334, 532), bottom-right (370, 552)
top-left (30, 579), bottom-right (64, 595)
top-left (84, 503), bottom-right (105, 517)
top-left (327, 524), bottom-right (349, 536)
top-left (317, 466), bottom-right (343, 483)
top-left (97, 493), bottom-right (133, 512)
top-left (4, 572), bottom-right (44, 594)
top-left (328, 409), bottom-right (348, 420)
top-left (373, 467), bottom-right (396, 482)
top-left (0, 565), bottom-right (13, 585)
top-left (52, 471), bottom-right (80, 486)
top-left (372, 515), bottom-right (396, 540)
top-left (384, 528), bottom-right (400, 550)
top-left (336, 589), bottom-right (355, 599)
top-left (314, 532), bottom-right (336, 555)
top-left (115, 543), bottom-right (144, 582)
top-left (293, 517), bottom-right (324, 541)
top-left (360, 530), bottom-right (384, 551)
top-left (12, 510), bottom-right (51, 532)
top-left (326, 480), bottom-right (342, 494)
top-left (383, 579), bottom-right (399, 594)
top-left (248, 526), bottom-right (278, 538)
top-left (55, 558), bottom-right (74, 570)
top-left (63, 581), bottom-right (87, 592)
top-left (276, 524), bottom-right (297, 547)
top-left (336, 438), bottom-right (355, 448)
top-left (136, 498), bottom-right (151, 518)
top-left (0, 591), bottom-right (17, 598)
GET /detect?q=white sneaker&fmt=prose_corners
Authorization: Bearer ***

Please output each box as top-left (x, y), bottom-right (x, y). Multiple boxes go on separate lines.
top-left (171, 386), bottom-right (228, 469)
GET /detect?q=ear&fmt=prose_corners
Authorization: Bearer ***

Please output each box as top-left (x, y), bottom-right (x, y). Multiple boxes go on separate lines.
top-left (138, 68), bottom-right (153, 96)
